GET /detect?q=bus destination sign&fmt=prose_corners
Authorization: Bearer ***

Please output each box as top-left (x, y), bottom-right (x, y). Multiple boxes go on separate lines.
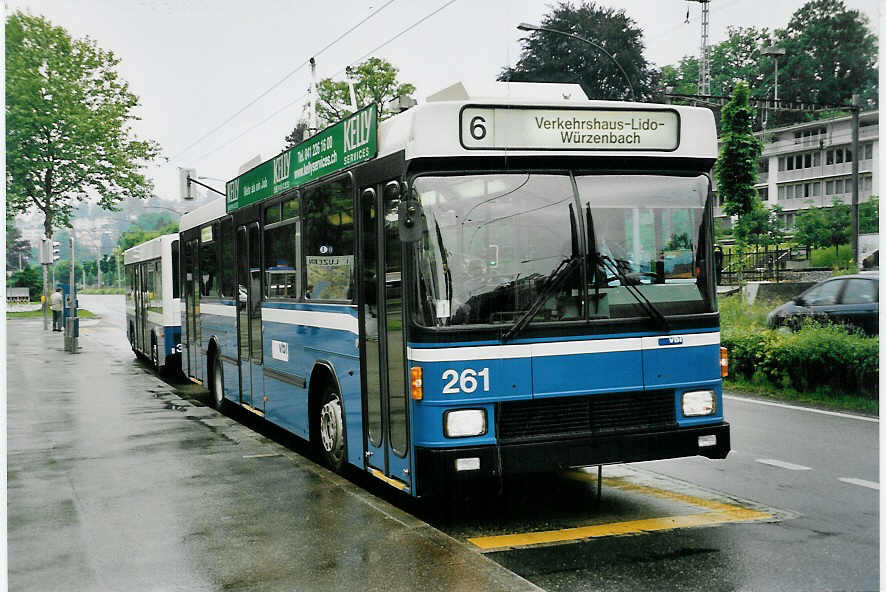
top-left (460, 106), bottom-right (679, 151)
top-left (226, 104), bottom-right (378, 212)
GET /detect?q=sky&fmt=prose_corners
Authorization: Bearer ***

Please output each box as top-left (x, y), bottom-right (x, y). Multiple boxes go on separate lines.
top-left (5, 0), bottom-right (881, 211)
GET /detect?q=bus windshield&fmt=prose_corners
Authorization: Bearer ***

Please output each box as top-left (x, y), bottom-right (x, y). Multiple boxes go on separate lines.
top-left (411, 172), bottom-right (714, 329)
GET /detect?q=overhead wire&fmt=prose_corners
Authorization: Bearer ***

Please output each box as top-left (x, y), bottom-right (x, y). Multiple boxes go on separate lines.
top-left (191, 0), bottom-right (459, 164)
top-left (169, 0), bottom-right (397, 163)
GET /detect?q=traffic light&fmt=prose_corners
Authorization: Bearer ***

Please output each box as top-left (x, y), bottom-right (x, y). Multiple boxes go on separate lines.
top-left (38, 238), bottom-right (61, 264)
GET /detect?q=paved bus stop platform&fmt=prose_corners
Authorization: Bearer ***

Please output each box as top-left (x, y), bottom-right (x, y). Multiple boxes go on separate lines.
top-left (7, 317), bottom-right (540, 592)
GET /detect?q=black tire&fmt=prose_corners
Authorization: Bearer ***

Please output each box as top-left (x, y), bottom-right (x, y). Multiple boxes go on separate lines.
top-left (210, 355), bottom-right (226, 411)
top-left (317, 385), bottom-right (346, 473)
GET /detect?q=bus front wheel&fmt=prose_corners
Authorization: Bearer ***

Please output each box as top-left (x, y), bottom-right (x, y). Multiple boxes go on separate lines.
top-left (318, 385), bottom-right (346, 473)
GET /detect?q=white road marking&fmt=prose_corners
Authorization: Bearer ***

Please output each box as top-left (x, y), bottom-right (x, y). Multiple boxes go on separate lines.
top-left (756, 458), bottom-right (812, 471)
top-left (724, 394), bottom-right (878, 423)
top-left (838, 477), bottom-right (879, 490)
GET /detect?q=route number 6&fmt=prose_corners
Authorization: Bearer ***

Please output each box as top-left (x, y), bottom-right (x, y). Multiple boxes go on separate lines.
top-left (441, 368), bottom-right (490, 394)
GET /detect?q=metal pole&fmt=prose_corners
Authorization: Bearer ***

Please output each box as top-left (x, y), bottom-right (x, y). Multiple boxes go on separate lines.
top-left (851, 94), bottom-right (860, 266)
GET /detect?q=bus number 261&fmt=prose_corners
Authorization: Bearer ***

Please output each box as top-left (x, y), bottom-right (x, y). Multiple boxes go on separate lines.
top-left (441, 368), bottom-right (490, 394)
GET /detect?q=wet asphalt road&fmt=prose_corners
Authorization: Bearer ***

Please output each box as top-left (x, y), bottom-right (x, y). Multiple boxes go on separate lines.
top-left (11, 296), bottom-right (879, 592)
top-left (7, 312), bottom-right (538, 592)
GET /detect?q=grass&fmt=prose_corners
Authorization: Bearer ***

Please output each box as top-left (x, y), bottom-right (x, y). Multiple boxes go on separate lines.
top-left (7, 308), bottom-right (97, 319)
top-left (719, 293), bottom-right (878, 415)
top-left (79, 287), bottom-right (126, 295)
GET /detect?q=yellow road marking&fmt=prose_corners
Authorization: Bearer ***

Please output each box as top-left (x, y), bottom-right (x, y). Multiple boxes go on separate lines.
top-left (466, 472), bottom-right (774, 552)
top-left (368, 467), bottom-right (410, 492)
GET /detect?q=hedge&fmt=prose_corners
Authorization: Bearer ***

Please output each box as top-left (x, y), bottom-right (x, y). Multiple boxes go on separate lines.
top-left (722, 323), bottom-right (879, 398)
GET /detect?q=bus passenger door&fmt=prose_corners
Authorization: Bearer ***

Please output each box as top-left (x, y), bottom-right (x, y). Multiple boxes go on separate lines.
top-left (236, 223), bottom-right (264, 411)
top-left (185, 239), bottom-right (201, 381)
top-left (360, 183), bottom-right (411, 489)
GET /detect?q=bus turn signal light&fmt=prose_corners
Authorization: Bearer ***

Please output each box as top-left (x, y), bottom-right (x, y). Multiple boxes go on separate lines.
top-left (410, 367), bottom-right (423, 400)
top-left (720, 347), bottom-right (729, 377)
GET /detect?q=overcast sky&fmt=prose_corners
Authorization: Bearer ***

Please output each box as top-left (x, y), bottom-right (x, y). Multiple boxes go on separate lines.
top-left (5, 0), bottom-right (880, 207)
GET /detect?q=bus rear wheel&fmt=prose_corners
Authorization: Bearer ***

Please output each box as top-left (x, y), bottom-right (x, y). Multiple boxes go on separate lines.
top-left (318, 385), bottom-right (346, 473)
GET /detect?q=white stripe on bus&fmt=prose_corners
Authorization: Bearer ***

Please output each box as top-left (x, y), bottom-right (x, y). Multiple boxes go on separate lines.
top-left (262, 307), bottom-right (359, 334)
top-left (407, 332), bottom-right (719, 363)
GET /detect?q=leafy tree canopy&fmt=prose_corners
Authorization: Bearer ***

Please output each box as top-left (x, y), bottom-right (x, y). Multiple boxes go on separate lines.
top-left (285, 57), bottom-right (415, 148)
top-left (775, 0), bottom-right (878, 109)
top-left (715, 82), bottom-right (763, 218)
top-left (498, 1), bottom-right (658, 101)
top-left (6, 11), bottom-right (160, 239)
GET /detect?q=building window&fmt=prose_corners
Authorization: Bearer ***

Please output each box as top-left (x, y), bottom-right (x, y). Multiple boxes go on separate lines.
top-left (826, 150), bottom-right (834, 165)
top-left (835, 179), bottom-right (844, 194)
top-left (804, 153), bottom-right (812, 168)
top-left (787, 156), bottom-right (794, 170)
top-left (759, 159), bottom-right (769, 173)
top-left (845, 148), bottom-right (852, 162)
top-left (778, 186), bottom-right (785, 200)
top-left (778, 157), bottom-right (785, 171)
top-left (814, 152), bottom-right (820, 167)
top-left (863, 176), bottom-right (872, 193)
top-left (758, 188), bottom-right (768, 201)
top-left (812, 182), bottom-right (820, 196)
top-left (835, 149), bottom-right (844, 164)
top-left (826, 180), bottom-right (834, 195)
top-left (864, 143), bottom-right (873, 160)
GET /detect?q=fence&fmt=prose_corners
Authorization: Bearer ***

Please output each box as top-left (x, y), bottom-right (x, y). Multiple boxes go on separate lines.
top-left (718, 246), bottom-right (813, 284)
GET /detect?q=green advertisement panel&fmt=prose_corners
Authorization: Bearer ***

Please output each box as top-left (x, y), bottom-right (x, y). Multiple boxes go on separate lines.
top-left (226, 105), bottom-right (377, 212)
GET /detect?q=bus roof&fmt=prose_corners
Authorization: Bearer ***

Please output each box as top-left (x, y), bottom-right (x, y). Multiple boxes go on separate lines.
top-left (123, 232), bottom-right (178, 265)
top-left (179, 197), bottom-right (226, 233)
top-left (377, 81), bottom-right (717, 161)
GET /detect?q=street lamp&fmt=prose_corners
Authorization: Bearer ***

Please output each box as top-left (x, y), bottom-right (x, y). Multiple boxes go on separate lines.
top-left (516, 22), bottom-right (636, 102)
top-left (761, 46), bottom-right (786, 106)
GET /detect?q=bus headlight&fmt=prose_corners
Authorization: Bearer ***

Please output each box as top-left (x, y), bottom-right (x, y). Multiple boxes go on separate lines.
top-left (444, 409), bottom-right (487, 438)
top-left (682, 390), bottom-right (716, 416)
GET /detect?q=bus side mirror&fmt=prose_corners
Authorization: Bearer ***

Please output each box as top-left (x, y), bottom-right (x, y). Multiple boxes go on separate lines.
top-left (398, 200), bottom-right (423, 243)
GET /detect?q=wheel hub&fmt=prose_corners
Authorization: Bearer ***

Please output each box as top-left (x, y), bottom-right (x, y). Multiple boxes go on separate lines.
top-left (320, 399), bottom-right (342, 453)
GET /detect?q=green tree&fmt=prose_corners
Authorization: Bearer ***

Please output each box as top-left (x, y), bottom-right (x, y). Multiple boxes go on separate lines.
top-left (659, 56), bottom-right (698, 96)
top-left (498, 1), bottom-right (659, 101)
top-left (858, 195), bottom-right (879, 234)
top-left (821, 199), bottom-right (851, 257)
top-left (6, 222), bottom-right (32, 270)
top-left (709, 26), bottom-right (774, 98)
top-left (776, 0), bottom-right (878, 109)
top-left (715, 82), bottom-right (763, 218)
top-left (286, 57), bottom-right (415, 147)
top-left (9, 265), bottom-right (43, 300)
top-left (6, 11), bottom-right (160, 241)
top-left (793, 204), bottom-right (828, 250)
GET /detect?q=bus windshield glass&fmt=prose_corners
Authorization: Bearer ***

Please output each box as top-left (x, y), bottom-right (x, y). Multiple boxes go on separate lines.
top-left (411, 172), bottom-right (713, 329)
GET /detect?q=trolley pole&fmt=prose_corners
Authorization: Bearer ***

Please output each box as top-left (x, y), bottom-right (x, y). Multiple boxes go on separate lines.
top-left (65, 235), bottom-right (79, 353)
top-left (850, 94), bottom-right (860, 266)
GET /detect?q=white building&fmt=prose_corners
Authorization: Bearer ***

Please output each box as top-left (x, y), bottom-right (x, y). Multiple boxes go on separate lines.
top-left (715, 110), bottom-right (878, 228)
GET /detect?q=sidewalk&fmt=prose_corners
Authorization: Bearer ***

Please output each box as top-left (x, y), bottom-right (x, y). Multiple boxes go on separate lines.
top-left (7, 317), bottom-right (541, 592)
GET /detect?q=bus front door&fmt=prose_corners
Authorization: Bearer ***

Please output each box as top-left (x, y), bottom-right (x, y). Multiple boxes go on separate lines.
top-left (185, 239), bottom-right (201, 381)
top-left (360, 183), bottom-right (411, 490)
top-left (236, 223), bottom-right (264, 412)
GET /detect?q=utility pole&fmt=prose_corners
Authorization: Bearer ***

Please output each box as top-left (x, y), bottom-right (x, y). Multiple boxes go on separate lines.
top-left (851, 94), bottom-right (860, 266)
top-left (688, 0), bottom-right (712, 96)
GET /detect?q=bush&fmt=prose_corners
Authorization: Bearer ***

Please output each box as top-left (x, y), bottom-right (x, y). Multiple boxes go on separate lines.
top-left (810, 244), bottom-right (853, 268)
top-left (723, 322), bottom-right (879, 398)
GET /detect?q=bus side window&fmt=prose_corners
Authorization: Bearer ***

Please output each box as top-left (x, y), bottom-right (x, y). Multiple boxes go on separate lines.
top-left (302, 176), bottom-right (355, 301)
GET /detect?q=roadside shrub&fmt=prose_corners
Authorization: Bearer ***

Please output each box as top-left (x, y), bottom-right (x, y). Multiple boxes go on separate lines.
top-left (723, 322), bottom-right (878, 399)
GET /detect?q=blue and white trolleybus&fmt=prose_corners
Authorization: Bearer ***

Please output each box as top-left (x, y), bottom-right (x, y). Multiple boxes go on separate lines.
top-left (125, 233), bottom-right (182, 375)
top-left (179, 82), bottom-right (730, 497)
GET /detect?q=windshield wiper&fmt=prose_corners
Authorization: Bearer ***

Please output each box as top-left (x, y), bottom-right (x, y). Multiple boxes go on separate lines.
top-left (598, 254), bottom-right (670, 330)
top-left (501, 255), bottom-right (581, 343)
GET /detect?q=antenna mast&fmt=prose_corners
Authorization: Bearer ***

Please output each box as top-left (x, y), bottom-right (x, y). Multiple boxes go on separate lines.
top-left (687, 0), bottom-right (711, 95)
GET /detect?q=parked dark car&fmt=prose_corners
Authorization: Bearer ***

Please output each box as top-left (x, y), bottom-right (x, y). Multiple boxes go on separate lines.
top-left (767, 273), bottom-right (879, 335)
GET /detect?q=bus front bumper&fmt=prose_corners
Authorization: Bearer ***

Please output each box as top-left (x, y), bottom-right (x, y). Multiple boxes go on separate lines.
top-left (414, 422), bottom-right (730, 497)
